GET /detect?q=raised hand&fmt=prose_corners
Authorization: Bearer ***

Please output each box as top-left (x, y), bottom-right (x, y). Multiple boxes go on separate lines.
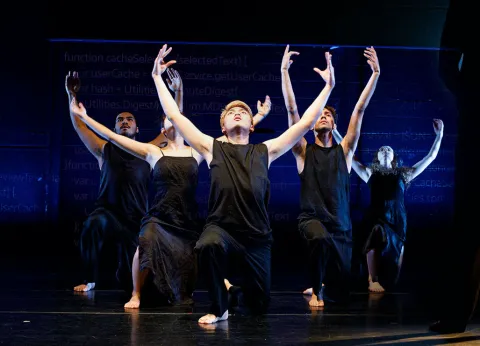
top-left (65, 71), bottom-right (81, 95)
top-left (166, 68), bottom-right (183, 92)
top-left (152, 44), bottom-right (177, 77)
top-left (69, 98), bottom-right (87, 118)
top-left (433, 118), bottom-right (444, 135)
top-left (281, 45), bottom-right (300, 71)
top-left (313, 52), bottom-right (335, 88)
top-left (257, 95), bottom-right (272, 117)
top-left (364, 46), bottom-right (380, 74)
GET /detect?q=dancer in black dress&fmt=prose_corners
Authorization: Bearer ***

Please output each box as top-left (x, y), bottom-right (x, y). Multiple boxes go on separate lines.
top-left (68, 94), bottom-right (203, 307)
top-left (282, 46), bottom-right (380, 307)
top-left (124, 68), bottom-right (271, 308)
top-left (331, 119), bottom-right (444, 292)
top-left (70, 67), bottom-right (272, 308)
top-left (65, 72), bottom-right (151, 293)
top-left (152, 44), bottom-right (335, 323)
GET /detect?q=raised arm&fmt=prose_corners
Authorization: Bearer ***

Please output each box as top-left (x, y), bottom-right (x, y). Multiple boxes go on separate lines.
top-left (252, 95), bottom-right (272, 127)
top-left (166, 68), bottom-right (184, 114)
top-left (65, 72), bottom-right (106, 164)
top-left (408, 119), bottom-right (444, 182)
top-left (149, 68), bottom-right (185, 147)
top-left (69, 98), bottom-right (161, 169)
top-left (151, 45), bottom-right (214, 162)
top-left (264, 52), bottom-right (335, 164)
top-left (279, 45), bottom-right (307, 156)
top-left (333, 128), bottom-right (372, 183)
top-left (282, 45), bottom-right (301, 127)
top-left (340, 47), bottom-right (380, 171)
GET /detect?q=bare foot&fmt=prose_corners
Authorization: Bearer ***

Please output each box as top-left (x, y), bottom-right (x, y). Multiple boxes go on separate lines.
top-left (224, 279), bottom-right (232, 291)
top-left (303, 288), bottom-right (313, 295)
top-left (124, 293), bottom-right (140, 309)
top-left (198, 310), bottom-right (228, 324)
top-left (368, 281), bottom-right (385, 293)
top-left (74, 282), bottom-right (95, 292)
top-left (303, 283), bottom-right (324, 295)
top-left (309, 292), bottom-right (325, 307)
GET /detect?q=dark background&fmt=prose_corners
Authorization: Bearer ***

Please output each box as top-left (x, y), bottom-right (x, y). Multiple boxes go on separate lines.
top-left (0, 0), bottom-right (473, 316)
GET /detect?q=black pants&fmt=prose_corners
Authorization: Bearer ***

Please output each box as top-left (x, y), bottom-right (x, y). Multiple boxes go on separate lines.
top-left (194, 225), bottom-right (271, 317)
top-left (139, 219), bottom-right (197, 304)
top-left (300, 219), bottom-right (352, 300)
top-left (79, 207), bottom-right (138, 291)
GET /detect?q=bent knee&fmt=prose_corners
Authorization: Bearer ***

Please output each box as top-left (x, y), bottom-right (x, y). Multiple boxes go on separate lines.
top-left (139, 223), bottom-right (159, 243)
top-left (301, 220), bottom-right (329, 242)
top-left (195, 232), bottom-right (226, 253)
top-left (371, 225), bottom-right (385, 237)
top-left (81, 213), bottom-right (111, 238)
top-left (83, 213), bottom-right (109, 228)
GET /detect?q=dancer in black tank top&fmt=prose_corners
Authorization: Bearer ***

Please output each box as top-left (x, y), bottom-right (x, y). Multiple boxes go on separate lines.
top-left (280, 46), bottom-right (381, 307)
top-left (152, 44), bottom-right (335, 324)
top-left (66, 72), bottom-right (152, 293)
top-left (332, 120), bottom-right (444, 293)
top-left (127, 69), bottom-right (270, 309)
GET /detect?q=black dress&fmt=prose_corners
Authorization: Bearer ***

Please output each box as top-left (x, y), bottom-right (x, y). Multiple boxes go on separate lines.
top-left (360, 169), bottom-right (409, 285)
top-left (139, 148), bottom-right (200, 304)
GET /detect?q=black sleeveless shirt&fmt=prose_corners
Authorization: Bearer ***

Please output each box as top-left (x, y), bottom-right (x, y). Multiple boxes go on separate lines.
top-left (205, 140), bottom-right (271, 242)
top-left (298, 143), bottom-right (351, 232)
top-left (144, 149), bottom-right (200, 239)
top-left (95, 142), bottom-right (151, 227)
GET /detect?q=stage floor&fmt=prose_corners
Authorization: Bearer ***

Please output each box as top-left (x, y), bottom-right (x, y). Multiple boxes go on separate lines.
top-left (0, 289), bottom-right (479, 345)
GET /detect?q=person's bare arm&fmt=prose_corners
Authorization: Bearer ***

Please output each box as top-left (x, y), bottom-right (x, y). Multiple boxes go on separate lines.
top-left (149, 68), bottom-right (185, 147)
top-left (340, 47), bottom-right (380, 173)
top-left (65, 72), bottom-right (106, 164)
top-left (332, 128), bottom-right (372, 182)
top-left (264, 51), bottom-right (335, 166)
top-left (166, 68), bottom-right (184, 114)
top-left (151, 45), bottom-right (214, 162)
top-left (279, 45), bottom-right (308, 166)
top-left (408, 119), bottom-right (444, 182)
top-left (69, 99), bottom-right (161, 168)
top-left (252, 95), bottom-right (272, 127)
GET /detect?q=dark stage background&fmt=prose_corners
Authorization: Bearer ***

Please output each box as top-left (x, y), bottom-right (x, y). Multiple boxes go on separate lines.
top-left (0, 1), bottom-right (471, 315)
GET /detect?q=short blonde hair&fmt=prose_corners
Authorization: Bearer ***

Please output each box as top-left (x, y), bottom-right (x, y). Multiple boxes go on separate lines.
top-left (220, 100), bottom-right (253, 128)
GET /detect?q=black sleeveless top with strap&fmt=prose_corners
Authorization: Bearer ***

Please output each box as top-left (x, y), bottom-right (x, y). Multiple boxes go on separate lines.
top-left (144, 147), bottom-right (200, 239)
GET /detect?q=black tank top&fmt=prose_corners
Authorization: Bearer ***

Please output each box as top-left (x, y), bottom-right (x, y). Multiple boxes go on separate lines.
top-left (205, 140), bottom-right (271, 242)
top-left (95, 142), bottom-right (151, 227)
top-left (144, 148), bottom-right (200, 239)
top-left (298, 143), bottom-right (351, 232)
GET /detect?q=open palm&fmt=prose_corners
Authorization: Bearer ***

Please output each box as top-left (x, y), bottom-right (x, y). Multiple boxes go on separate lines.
top-left (65, 71), bottom-right (81, 94)
top-left (152, 44), bottom-right (177, 76)
top-left (313, 52), bottom-right (335, 88)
